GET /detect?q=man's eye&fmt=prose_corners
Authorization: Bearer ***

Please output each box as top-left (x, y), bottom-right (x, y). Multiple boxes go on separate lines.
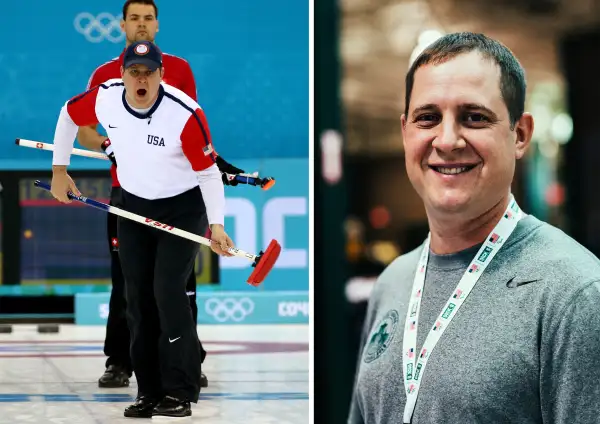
top-left (416, 114), bottom-right (439, 122)
top-left (465, 113), bottom-right (489, 123)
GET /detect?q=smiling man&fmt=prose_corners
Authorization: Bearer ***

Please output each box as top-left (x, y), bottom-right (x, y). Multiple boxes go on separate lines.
top-left (348, 32), bottom-right (600, 424)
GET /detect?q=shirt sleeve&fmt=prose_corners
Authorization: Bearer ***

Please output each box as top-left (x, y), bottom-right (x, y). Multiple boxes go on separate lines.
top-left (86, 66), bottom-right (105, 90)
top-left (347, 288), bottom-right (381, 424)
top-left (52, 87), bottom-right (101, 165)
top-left (347, 352), bottom-right (367, 423)
top-left (181, 60), bottom-right (198, 102)
top-left (180, 107), bottom-right (217, 171)
top-left (180, 107), bottom-right (223, 225)
top-left (196, 163), bottom-right (225, 226)
top-left (540, 280), bottom-right (600, 424)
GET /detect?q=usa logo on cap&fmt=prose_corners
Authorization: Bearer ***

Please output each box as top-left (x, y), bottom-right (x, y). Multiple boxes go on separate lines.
top-left (135, 44), bottom-right (150, 55)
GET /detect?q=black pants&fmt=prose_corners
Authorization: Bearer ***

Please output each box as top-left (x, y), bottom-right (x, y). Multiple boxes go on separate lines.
top-left (118, 187), bottom-right (206, 402)
top-left (103, 187), bottom-right (207, 376)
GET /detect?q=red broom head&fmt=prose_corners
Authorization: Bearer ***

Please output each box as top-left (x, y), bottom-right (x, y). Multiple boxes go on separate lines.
top-left (247, 239), bottom-right (281, 286)
top-left (260, 177), bottom-right (276, 191)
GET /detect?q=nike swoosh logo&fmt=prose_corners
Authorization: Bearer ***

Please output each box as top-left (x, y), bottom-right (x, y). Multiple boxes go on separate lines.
top-left (169, 337), bottom-right (181, 343)
top-left (108, 125), bottom-right (117, 128)
top-left (506, 277), bottom-right (541, 288)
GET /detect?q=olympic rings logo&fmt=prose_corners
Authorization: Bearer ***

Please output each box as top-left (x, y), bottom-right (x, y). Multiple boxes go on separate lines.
top-left (205, 298), bottom-right (255, 323)
top-left (74, 12), bottom-right (125, 43)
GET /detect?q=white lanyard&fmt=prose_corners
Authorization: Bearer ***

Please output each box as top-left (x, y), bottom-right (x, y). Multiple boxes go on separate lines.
top-left (402, 197), bottom-right (523, 423)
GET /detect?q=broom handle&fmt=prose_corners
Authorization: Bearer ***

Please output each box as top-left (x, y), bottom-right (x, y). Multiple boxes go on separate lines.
top-left (33, 180), bottom-right (258, 262)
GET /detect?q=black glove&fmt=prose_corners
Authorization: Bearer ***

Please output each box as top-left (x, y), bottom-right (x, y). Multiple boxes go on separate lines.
top-left (216, 155), bottom-right (244, 174)
top-left (101, 138), bottom-right (117, 167)
top-left (216, 156), bottom-right (245, 186)
top-left (222, 173), bottom-right (238, 186)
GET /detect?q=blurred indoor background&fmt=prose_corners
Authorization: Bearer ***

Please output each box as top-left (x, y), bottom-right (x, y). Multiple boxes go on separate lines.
top-left (316, 0), bottom-right (600, 422)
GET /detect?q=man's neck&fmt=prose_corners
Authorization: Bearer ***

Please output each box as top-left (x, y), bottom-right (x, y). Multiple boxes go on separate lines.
top-left (125, 94), bottom-right (158, 111)
top-left (427, 195), bottom-right (511, 255)
top-left (124, 38), bottom-right (156, 49)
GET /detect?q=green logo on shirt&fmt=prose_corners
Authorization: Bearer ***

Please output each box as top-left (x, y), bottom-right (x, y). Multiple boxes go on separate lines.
top-left (363, 310), bottom-right (399, 363)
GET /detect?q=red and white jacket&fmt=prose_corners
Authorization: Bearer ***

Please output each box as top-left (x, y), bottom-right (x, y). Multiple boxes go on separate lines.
top-left (52, 79), bottom-right (224, 226)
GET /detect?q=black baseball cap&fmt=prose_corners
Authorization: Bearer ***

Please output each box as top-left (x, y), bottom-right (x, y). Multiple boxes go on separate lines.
top-left (123, 41), bottom-right (163, 71)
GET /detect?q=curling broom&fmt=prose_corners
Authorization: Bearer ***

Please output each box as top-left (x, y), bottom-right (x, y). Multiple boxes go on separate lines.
top-left (33, 180), bottom-right (281, 286)
top-left (16, 139), bottom-right (276, 191)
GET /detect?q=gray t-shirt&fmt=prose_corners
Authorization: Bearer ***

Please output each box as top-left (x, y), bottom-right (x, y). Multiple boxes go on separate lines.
top-left (348, 215), bottom-right (600, 424)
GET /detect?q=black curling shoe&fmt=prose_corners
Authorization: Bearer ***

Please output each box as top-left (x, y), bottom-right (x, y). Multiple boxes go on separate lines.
top-left (152, 395), bottom-right (192, 417)
top-left (124, 396), bottom-right (160, 418)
